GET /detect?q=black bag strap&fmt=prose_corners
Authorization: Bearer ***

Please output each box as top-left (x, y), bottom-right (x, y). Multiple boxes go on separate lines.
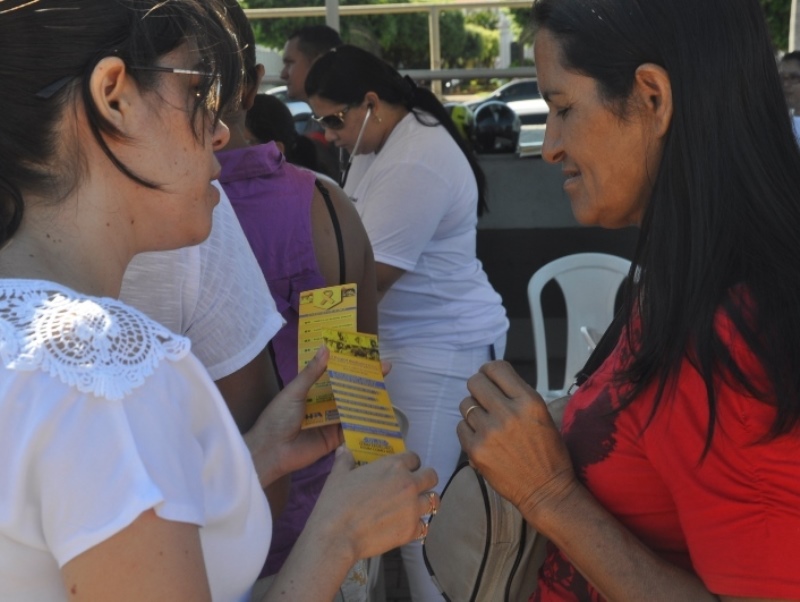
top-left (315, 178), bottom-right (346, 285)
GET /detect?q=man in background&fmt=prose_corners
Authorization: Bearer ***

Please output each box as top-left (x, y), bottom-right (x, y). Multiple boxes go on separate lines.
top-left (779, 51), bottom-right (800, 142)
top-left (281, 25), bottom-right (344, 177)
top-left (281, 25), bottom-right (343, 101)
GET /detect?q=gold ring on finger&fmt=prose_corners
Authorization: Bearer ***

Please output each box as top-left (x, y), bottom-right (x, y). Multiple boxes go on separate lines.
top-left (426, 491), bottom-right (438, 516)
top-left (464, 404), bottom-right (481, 422)
top-left (416, 517), bottom-right (429, 541)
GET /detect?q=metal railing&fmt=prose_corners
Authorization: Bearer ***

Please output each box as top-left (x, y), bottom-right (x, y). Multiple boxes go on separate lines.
top-left (244, 0), bottom-right (536, 95)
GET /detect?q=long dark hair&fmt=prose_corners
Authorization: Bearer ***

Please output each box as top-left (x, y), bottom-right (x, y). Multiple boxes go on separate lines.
top-left (0, 0), bottom-right (242, 246)
top-left (304, 44), bottom-right (489, 215)
top-left (534, 0), bottom-right (800, 448)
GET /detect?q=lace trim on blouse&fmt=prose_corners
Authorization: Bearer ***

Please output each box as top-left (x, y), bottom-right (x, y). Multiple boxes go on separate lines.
top-left (0, 280), bottom-right (191, 401)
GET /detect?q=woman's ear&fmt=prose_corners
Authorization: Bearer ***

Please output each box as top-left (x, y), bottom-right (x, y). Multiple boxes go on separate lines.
top-left (364, 91), bottom-right (380, 110)
top-left (89, 56), bottom-right (132, 130)
top-left (633, 63), bottom-right (672, 139)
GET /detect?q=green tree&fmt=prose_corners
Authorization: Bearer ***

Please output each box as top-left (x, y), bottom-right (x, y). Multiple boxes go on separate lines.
top-left (508, 6), bottom-right (533, 46)
top-left (465, 9), bottom-right (498, 31)
top-left (244, 0), bottom-right (496, 69)
top-left (463, 23), bottom-right (499, 68)
top-left (761, 0), bottom-right (792, 51)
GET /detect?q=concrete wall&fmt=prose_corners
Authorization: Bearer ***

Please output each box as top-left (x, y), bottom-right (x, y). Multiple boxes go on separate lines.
top-left (475, 153), bottom-right (639, 386)
top-left (478, 154), bottom-right (575, 230)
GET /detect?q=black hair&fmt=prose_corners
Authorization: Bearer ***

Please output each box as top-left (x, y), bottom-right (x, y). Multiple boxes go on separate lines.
top-left (246, 94), bottom-right (329, 175)
top-left (533, 0), bottom-right (800, 450)
top-left (288, 25), bottom-right (343, 60)
top-left (220, 0), bottom-right (257, 90)
top-left (304, 44), bottom-right (488, 215)
top-left (0, 0), bottom-right (242, 246)
top-left (248, 94), bottom-right (298, 148)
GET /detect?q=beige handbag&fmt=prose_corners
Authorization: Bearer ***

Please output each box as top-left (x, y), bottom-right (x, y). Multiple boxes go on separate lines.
top-left (422, 395), bottom-right (569, 602)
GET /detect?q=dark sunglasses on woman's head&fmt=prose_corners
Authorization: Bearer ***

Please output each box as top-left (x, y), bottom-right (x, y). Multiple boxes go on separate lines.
top-left (312, 105), bottom-right (354, 130)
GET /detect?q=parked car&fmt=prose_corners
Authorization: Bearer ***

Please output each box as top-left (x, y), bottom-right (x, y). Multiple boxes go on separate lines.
top-left (466, 78), bottom-right (547, 126)
top-left (465, 78), bottom-right (540, 110)
top-left (506, 97), bottom-right (549, 126)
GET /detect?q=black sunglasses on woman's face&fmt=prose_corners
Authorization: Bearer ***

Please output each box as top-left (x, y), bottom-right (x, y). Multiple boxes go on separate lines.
top-left (312, 105), bottom-right (354, 130)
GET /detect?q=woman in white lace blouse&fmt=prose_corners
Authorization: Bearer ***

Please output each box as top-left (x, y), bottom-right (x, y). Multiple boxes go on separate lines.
top-left (0, 1), bottom-right (437, 600)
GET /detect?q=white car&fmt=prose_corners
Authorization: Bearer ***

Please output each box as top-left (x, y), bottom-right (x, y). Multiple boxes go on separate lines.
top-left (466, 78), bottom-right (540, 109)
top-left (506, 97), bottom-right (549, 126)
top-left (466, 79), bottom-right (548, 127)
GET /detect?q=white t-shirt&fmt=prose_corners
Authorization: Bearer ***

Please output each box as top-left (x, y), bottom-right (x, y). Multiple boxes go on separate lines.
top-left (345, 112), bottom-right (508, 349)
top-left (121, 184), bottom-right (284, 380)
top-left (0, 280), bottom-right (270, 601)
top-left (793, 115), bottom-right (800, 145)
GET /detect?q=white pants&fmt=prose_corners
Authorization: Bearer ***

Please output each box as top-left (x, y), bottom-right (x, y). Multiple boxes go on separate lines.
top-left (381, 337), bottom-right (506, 602)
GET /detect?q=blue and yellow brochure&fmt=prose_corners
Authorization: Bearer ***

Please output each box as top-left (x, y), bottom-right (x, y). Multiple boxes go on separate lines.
top-left (323, 329), bottom-right (406, 465)
top-left (298, 284), bottom-right (358, 428)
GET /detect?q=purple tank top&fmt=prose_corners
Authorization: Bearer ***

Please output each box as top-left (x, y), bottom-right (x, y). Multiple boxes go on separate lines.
top-left (217, 142), bottom-right (336, 576)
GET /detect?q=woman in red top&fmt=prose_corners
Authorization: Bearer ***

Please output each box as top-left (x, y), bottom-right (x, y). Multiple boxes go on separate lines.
top-left (457, 0), bottom-right (800, 600)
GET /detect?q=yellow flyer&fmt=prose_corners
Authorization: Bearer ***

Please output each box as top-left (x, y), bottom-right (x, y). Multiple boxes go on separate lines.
top-left (298, 284), bottom-right (358, 428)
top-left (323, 329), bottom-right (406, 464)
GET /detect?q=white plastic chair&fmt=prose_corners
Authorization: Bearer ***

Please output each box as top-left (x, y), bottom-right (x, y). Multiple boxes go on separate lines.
top-left (527, 252), bottom-right (631, 400)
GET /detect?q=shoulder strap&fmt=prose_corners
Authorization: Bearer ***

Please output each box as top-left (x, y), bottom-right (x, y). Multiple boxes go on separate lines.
top-left (315, 178), bottom-right (346, 285)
